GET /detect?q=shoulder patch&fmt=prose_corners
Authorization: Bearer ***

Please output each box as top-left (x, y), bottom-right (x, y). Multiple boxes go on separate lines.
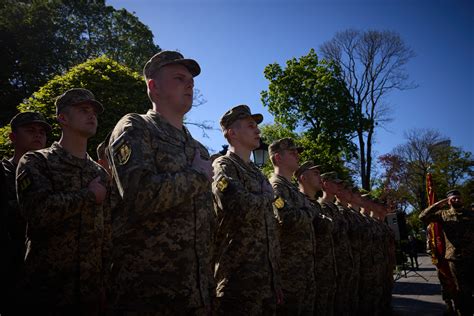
top-left (216, 177), bottom-right (229, 192)
top-left (274, 196), bottom-right (285, 209)
top-left (111, 132), bottom-right (132, 165)
top-left (17, 170), bottom-right (32, 193)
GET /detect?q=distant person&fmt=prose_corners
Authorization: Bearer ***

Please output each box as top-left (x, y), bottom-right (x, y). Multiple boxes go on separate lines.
top-left (419, 190), bottom-right (474, 316)
top-left (407, 235), bottom-right (419, 269)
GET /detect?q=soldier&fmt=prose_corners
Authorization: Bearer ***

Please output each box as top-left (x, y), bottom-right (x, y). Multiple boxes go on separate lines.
top-left (334, 183), bottom-right (364, 313)
top-left (15, 88), bottom-right (109, 314)
top-left (107, 51), bottom-right (214, 314)
top-left (1, 112), bottom-right (51, 313)
top-left (419, 190), bottom-right (474, 316)
top-left (295, 161), bottom-right (336, 316)
top-left (319, 172), bottom-right (354, 315)
top-left (212, 104), bottom-right (282, 315)
top-left (268, 139), bottom-right (316, 315)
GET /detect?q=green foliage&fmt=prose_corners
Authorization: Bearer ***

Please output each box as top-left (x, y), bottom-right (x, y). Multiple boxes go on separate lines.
top-left (0, 0), bottom-right (160, 124)
top-left (0, 56), bottom-right (149, 158)
top-left (261, 49), bottom-right (357, 168)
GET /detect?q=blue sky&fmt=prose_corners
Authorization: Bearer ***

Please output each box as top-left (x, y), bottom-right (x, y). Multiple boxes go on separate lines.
top-left (109, 0), bottom-right (473, 159)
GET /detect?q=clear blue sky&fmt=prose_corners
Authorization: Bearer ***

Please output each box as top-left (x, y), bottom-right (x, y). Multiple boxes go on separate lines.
top-left (109, 0), bottom-right (473, 159)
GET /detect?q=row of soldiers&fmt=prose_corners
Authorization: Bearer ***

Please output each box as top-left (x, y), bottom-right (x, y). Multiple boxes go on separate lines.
top-left (1, 50), bottom-right (395, 315)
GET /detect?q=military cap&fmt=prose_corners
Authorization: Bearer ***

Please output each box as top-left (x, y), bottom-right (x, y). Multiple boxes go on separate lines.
top-left (361, 193), bottom-right (374, 201)
top-left (446, 189), bottom-right (461, 198)
top-left (10, 111), bottom-right (52, 133)
top-left (294, 160), bottom-right (321, 179)
top-left (143, 50), bottom-right (200, 79)
top-left (320, 171), bottom-right (343, 183)
top-left (220, 105), bottom-right (263, 131)
top-left (268, 137), bottom-right (304, 158)
top-left (55, 88), bottom-right (104, 115)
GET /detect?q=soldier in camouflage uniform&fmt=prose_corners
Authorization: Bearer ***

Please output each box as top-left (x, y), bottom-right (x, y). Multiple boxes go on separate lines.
top-left (295, 161), bottom-right (336, 316)
top-left (15, 88), bottom-right (109, 314)
top-left (334, 184), bottom-right (364, 314)
top-left (419, 190), bottom-right (474, 316)
top-left (212, 105), bottom-right (282, 315)
top-left (268, 139), bottom-right (316, 315)
top-left (319, 172), bottom-right (354, 316)
top-left (1, 112), bottom-right (51, 314)
top-left (107, 51), bottom-right (214, 314)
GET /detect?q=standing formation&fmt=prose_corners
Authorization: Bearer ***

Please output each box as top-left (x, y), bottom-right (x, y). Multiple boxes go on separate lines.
top-left (1, 50), bottom-right (401, 316)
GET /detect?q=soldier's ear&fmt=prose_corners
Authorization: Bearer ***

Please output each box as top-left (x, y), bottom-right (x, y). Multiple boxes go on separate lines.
top-left (8, 132), bottom-right (16, 143)
top-left (57, 113), bottom-right (67, 125)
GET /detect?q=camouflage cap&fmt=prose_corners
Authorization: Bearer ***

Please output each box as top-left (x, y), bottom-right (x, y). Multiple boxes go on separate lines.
top-left (294, 160), bottom-right (322, 179)
top-left (143, 50), bottom-right (201, 79)
top-left (268, 137), bottom-right (304, 158)
top-left (10, 111), bottom-right (52, 133)
top-left (446, 189), bottom-right (461, 198)
top-left (55, 88), bottom-right (104, 115)
top-left (320, 171), bottom-right (343, 183)
top-left (220, 104), bottom-right (263, 131)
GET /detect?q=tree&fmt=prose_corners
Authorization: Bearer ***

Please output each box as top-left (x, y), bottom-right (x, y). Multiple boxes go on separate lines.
top-left (320, 29), bottom-right (416, 190)
top-left (0, 0), bottom-right (160, 124)
top-left (0, 56), bottom-right (149, 158)
top-left (376, 129), bottom-right (473, 216)
top-left (261, 49), bottom-right (357, 178)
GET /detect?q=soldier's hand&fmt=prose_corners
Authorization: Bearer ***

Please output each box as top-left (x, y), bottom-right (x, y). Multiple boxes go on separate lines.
top-left (192, 149), bottom-right (213, 181)
top-left (88, 176), bottom-right (107, 204)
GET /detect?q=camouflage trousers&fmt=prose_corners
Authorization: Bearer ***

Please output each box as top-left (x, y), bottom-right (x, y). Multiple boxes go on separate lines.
top-left (313, 280), bottom-right (336, 316)
top-left (449, 259), bottom-right (474, 316)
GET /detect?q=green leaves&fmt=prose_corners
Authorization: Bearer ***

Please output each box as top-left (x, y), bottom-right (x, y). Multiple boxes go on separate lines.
top-left (0, 56), bottom-right (149, 158)
top-left (0, 0), bottom-right (160, 124)
top-left (261, 49), bottom-right (357, 180)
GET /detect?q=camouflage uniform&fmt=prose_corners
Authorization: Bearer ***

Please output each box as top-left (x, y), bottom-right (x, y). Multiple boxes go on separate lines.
top-left (212, 152), bottom-right (281, 315)
top-left (270, 174), bottom-right (316, 315)
top-left (419, 201), bottom-right (474, 316)
top-left (16, 142), bottom-right (110, 313)
top-left (2, 159), bottom-right (26, 287)
top-left (308, 198), bottom-right (336, 316)
top-left (320, 200), bottom-right (354, 315)
top-left (108, 109), bottom-right (214, 313)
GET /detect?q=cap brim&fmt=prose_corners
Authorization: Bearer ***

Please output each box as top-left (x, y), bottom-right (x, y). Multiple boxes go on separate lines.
top-left (165, 59), bottom-right (201, 77)
top-left (250, 114), bottom-right (263, 124)
top-left (72, 100), bottom-right (104, 114)
top-left (19, 120), bottom-right (52, 133)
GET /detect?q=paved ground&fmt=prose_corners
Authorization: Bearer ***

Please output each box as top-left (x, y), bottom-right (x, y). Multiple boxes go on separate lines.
top-left (392, 253), bottom-right (447, 315)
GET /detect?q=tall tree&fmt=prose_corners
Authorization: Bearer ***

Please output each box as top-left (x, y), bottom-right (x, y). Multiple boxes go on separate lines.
top-left (320, 29), bottom-right (416, 190)
top-left (261, 49), bottom-right (357, 175)
top-left (0, 0), bottom-right (160, 124)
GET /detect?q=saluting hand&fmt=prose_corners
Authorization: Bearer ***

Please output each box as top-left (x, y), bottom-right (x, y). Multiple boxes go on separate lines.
top-left (88, 176), bottom-right (107, 204)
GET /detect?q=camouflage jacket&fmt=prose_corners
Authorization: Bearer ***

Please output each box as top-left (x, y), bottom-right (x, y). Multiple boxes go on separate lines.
top-left (16, 142), bottom-right (110, 306)
top-left (419, 205), bottom-right (474, 261)
top-left (319, 200), bottom-right (354, 268)
top-left (269, 174), bottom-right (316, 291)
top-left (308, 197), bottom-right (337, 280)
top-left (108, 110), bottom-right (214, 309)
top-left (212, 152), bottom-right (281, 300)
top-left (2, 159), bottom-right (26, 269)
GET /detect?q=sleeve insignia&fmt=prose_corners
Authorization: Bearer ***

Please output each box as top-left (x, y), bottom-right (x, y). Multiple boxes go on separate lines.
top-left (116, 143), bottom-right (131, 165)
top-left (216, 177), bottom-right (229, 192)
top-left (17, 170), bottom-right (32, 193)
top-left (274, 196), bottom-right (285, 209)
